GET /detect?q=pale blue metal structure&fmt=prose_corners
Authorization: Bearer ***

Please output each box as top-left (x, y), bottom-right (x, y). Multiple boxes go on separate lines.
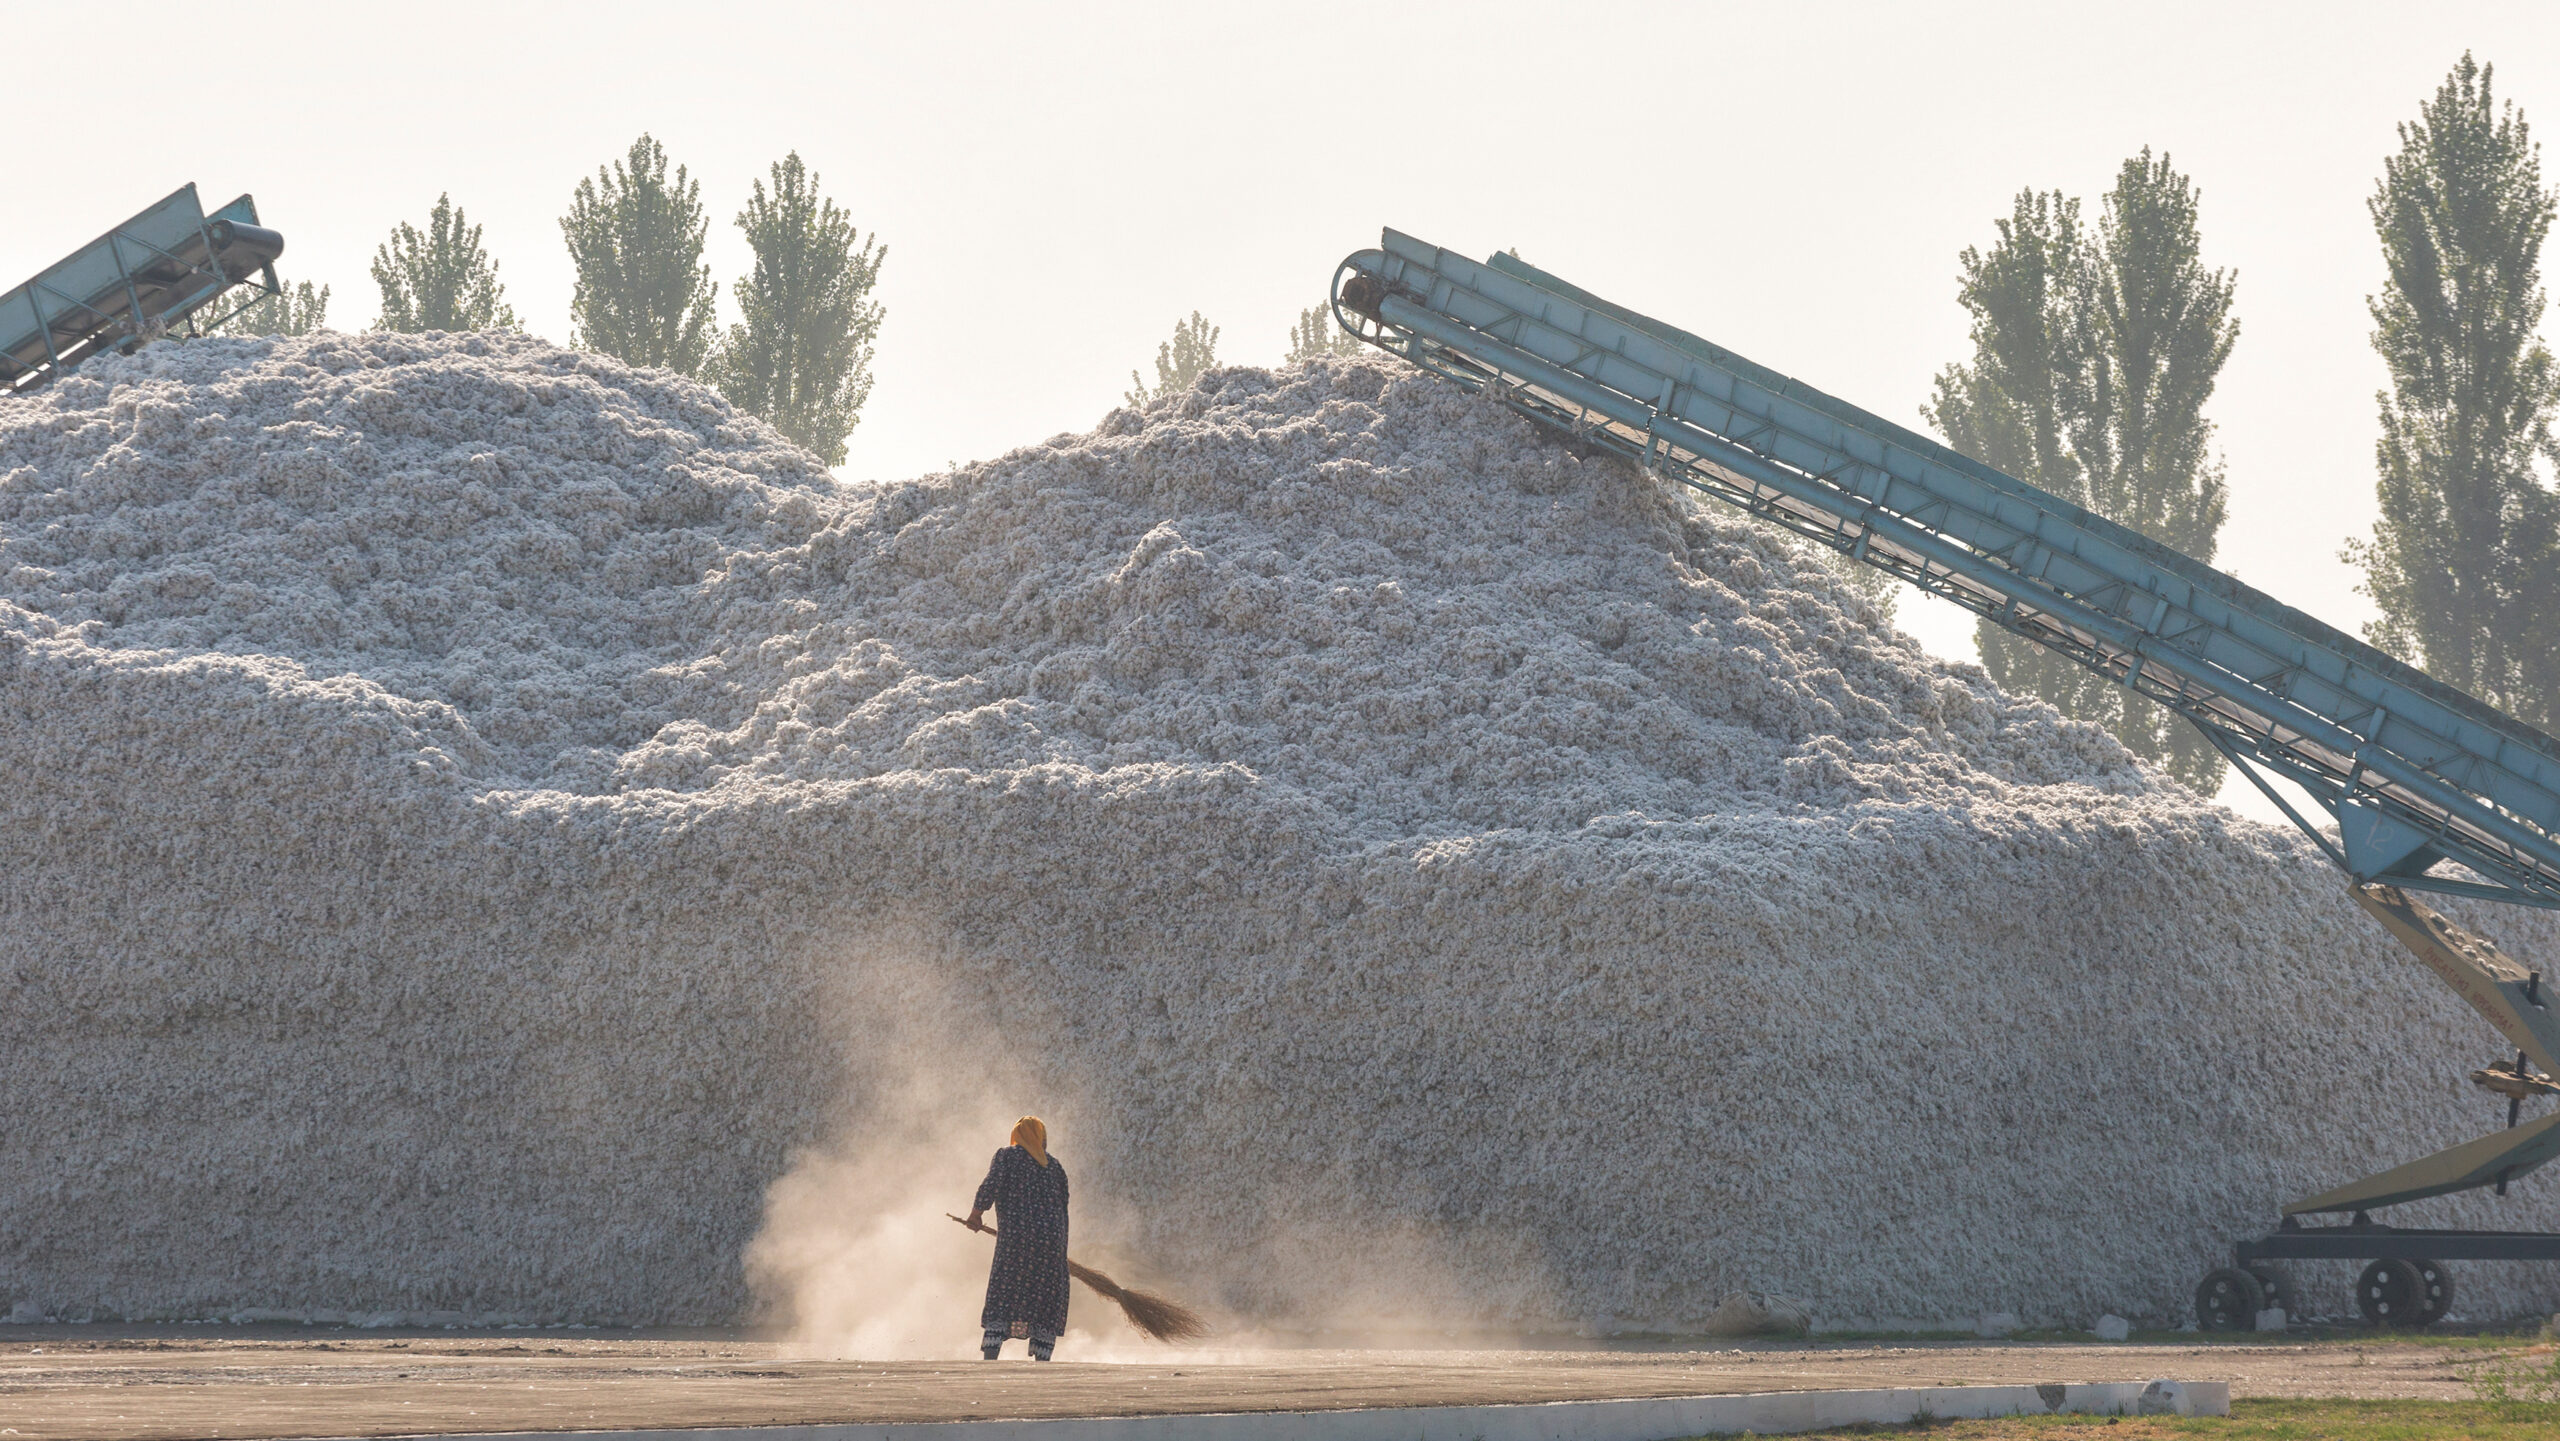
top-left (2, 184), bottom-right (284, 395)
top-left (1333, 230), bottom-right (2560, 913)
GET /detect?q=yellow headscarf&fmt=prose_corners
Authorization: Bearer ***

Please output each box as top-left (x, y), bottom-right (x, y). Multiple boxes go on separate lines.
top-left (1010, 1116), bottom-right (1050, 1168)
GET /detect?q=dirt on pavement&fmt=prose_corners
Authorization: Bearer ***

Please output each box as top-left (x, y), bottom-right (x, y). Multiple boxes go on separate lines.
top-left (0, 1325), bottom-right (2519, 1440)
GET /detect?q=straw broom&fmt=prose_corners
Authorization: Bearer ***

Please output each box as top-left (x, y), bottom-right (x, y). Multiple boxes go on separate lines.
top-left (947, 1213), bottom-right (1209, 1342)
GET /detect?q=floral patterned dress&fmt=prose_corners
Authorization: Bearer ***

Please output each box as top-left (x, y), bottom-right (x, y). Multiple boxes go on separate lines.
top-left (974, 1144), bottom-right (1070, 1336)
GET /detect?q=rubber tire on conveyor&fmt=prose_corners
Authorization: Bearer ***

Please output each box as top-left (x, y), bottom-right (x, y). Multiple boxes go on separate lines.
top-left (2357, 1258), bottom-right (2430, 1328)
top-left (2194, 1267), bottom-right (2264, 1331)
top-left (2245, 1264), bottom-right (2294, 1325)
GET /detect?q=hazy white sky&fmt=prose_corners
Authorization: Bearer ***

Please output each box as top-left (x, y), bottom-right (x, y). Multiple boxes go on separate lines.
top-left (11, 1), bottom-right (2560, 823)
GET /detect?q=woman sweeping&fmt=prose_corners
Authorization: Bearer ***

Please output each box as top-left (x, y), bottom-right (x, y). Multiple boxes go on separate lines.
top-left (949, 1123), bottom-right (1208, 1346)
top-left (963, 1116), bottom-right (1070, 1360)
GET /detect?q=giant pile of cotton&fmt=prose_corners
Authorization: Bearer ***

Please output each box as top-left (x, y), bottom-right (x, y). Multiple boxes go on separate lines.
top-left (5, 330), bottom-right (2555, 1333)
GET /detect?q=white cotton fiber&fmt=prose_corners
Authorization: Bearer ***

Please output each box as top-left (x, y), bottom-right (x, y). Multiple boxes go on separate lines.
top-left (5, 331), bottom-right (2557, 1332)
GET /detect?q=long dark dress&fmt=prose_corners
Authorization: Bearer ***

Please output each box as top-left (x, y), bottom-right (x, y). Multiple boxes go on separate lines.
top-left (974, 1144), bottom-right (1070, 1336)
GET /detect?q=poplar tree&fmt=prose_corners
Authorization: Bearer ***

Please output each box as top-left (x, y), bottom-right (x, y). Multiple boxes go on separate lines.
top-left (713, 153), bottom-right (885, 466)
top-left (198, 279), bottom-right (330, 337)
top-left (560, 134), bottom-right (718, 375)
top-left (1125, 312), bottom-right (1219, 406)
top-left (2346, 55), bottom-right (2560, 727)
top-left (1927, 150), bottom-right (2238, 792)
top-left (370, 194), bottom-right (516, 332)
top-left (1284, 305), bottom-right (1362, 363)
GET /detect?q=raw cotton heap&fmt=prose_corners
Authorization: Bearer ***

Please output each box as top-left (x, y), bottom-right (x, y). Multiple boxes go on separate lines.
top-left (5, 331), bottom-right (2557, 1333)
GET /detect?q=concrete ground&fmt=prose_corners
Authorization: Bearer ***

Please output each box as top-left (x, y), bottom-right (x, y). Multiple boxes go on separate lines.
top-left (0, 1326), bottom-right (2505, 1440)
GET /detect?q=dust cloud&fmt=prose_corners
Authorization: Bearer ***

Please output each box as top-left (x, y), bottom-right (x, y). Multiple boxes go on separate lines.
top-left (746, 1100), bottom-right (1026, 1359)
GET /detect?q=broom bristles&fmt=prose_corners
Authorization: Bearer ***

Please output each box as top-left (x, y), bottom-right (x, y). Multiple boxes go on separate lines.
top-left (950, 1213), bottom-right (1210, 1343)
top-left (1067, 1258), bottom-right (1212, 1342)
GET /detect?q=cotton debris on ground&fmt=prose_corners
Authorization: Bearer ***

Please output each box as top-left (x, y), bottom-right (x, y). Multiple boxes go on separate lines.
top-left (5, 330), bottom-right (2559, 1333)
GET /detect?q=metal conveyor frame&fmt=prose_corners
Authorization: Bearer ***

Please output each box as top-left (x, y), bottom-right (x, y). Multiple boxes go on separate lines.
top-left (1333, 230), bottom-right (2560, 912)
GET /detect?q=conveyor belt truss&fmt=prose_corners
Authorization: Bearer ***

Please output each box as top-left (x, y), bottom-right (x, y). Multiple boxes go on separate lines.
top-left (1334, 230), bottom-right (2560, 912)
top-left (3, 184), bottom-right (284, 395)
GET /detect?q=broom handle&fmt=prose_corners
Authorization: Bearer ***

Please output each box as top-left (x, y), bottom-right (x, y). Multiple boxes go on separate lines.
top-left (948, 1213), bottom-right (1204, 1342)
top-left (949, 1214), bottom-right (1111, 1274)
top-left (949, 1214), bottom-right (1119, 1292)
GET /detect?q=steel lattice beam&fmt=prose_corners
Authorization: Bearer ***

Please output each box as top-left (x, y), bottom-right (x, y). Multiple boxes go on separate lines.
top-left (1334, 231), bottom-right (2560, 909)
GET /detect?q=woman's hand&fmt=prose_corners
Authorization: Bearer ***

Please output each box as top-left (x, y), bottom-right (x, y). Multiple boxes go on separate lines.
top-left (965, 1209), bottom-right (988, 1232)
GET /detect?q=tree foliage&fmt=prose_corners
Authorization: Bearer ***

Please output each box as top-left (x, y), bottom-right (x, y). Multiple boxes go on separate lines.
top-left (2346, 54), bottom-right (2560, 727)
top-left (1804, 542), bottom-right (1900, 625)
top-left (561, 134), bottom-right (718, 375)
top-left (1126, 312), bottom-right (1219, 406)
top-left (1285, 305), bottom-right (1362, 364)
top-left (197, 279), bottom-right (329, 337)
top-left (370, 194), bottom-right (517, 332)
top-left (1926, 150), bottom-right (2238, 792)
top-left (712, 153), bottom-right (884, 466)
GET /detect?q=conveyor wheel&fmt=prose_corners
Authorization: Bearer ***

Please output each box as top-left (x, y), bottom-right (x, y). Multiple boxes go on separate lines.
top-left (2194, 1267), bottom-right (2264, 1331)
top-left (2357, 1258), bottom-right (2429, 1328)
top-left (2408, 1258), bottom-right (2454, 1327)
top-left (2245, 1264), bottom-right (2295, 1324)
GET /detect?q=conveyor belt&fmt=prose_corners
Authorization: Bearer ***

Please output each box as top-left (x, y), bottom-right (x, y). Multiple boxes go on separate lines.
top-left (3, 183), bottom-right (283, 394)
top-left (1335, 230), bottom-right (2560, 909)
